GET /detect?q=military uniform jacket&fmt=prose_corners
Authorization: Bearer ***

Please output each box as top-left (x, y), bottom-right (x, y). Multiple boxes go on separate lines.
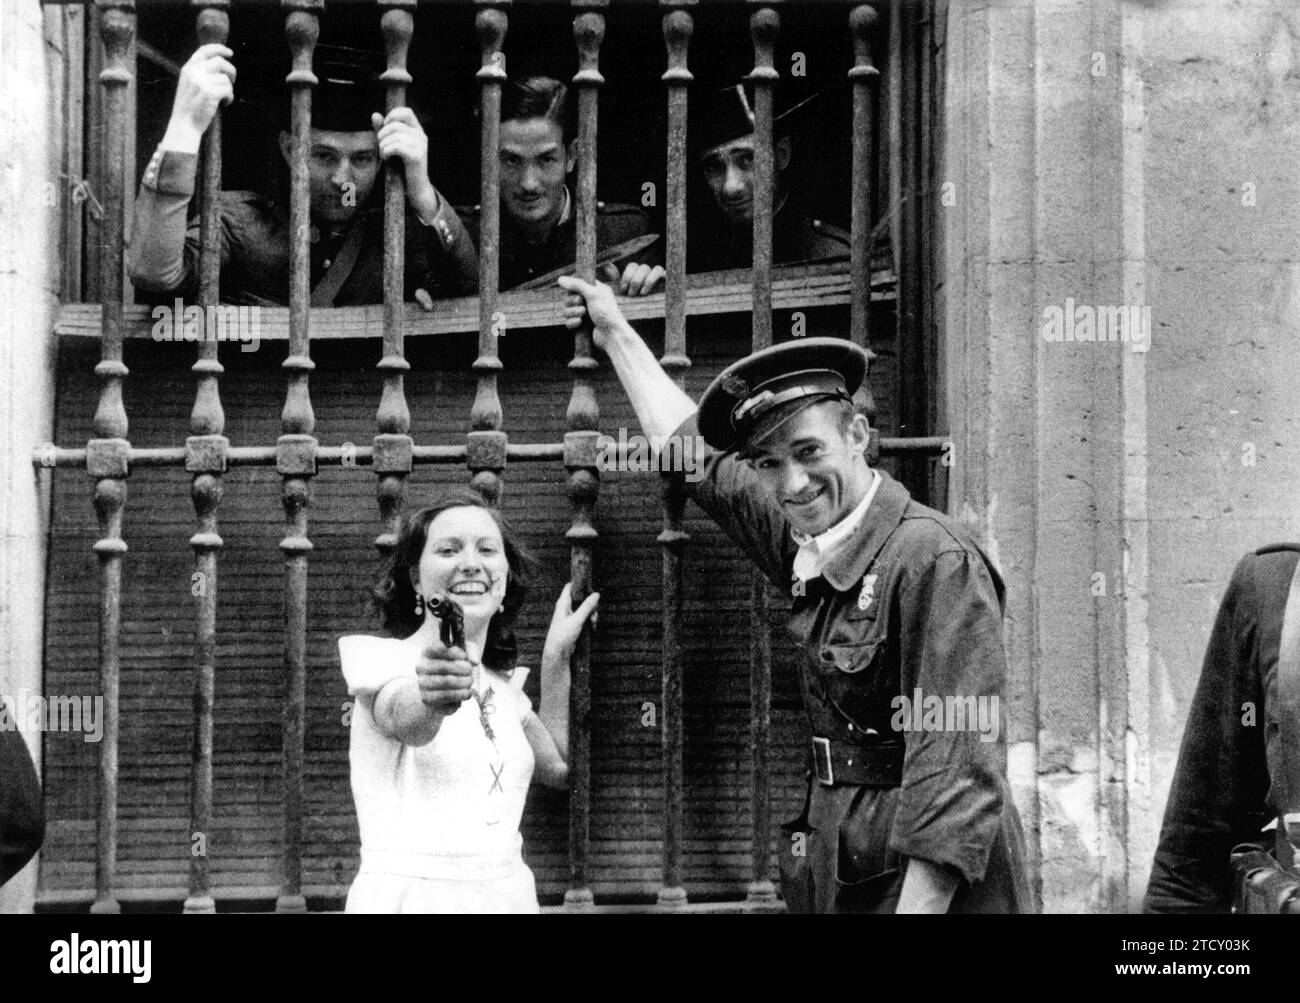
top-left (1144, 545), bottom-right (1299, 913)
top-left (456, 197), bottom-right (661, 291)
top-left (129, 147), bottom-right (478, 305)
top-left (689, 199), bottom-right (850, 272)
top-left (680, 415), bottom-right (1033, 912)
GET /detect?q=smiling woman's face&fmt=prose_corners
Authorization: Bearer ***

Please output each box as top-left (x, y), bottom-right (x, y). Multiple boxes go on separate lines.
top-left (414, 506), bottom-right (510, 625)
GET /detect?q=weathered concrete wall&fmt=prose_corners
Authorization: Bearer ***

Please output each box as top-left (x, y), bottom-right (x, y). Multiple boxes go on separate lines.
top-left (0, 0), bottom-right (75, 913)
top-left (945, 0), bottom-right (1300, 912)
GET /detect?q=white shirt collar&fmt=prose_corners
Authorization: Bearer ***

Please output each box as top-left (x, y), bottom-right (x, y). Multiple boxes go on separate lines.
top-left (791, 470), bottom-right (882, 582)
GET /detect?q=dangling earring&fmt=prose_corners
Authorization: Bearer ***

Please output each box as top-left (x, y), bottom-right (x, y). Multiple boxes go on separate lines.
top-left (414, 592), bottom-right (425, 617)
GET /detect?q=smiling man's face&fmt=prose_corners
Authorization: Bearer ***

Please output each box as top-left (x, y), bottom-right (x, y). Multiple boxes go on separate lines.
top-left (747, 400), bottom-right (873, 537)
top-left (699, 134), bottom-right (792, 226)
top-left (499, 117), bottom-right (573, 231)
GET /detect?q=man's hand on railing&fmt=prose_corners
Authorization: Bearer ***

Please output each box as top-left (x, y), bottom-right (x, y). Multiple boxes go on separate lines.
top-left (161, 43), bottom-right (236, 155)
top-left (371, 107), bottom-right (440, 219)
top-left (558, 274), bottom-right (632, 351)
top-left (601, 261), bottom-right (666, 297)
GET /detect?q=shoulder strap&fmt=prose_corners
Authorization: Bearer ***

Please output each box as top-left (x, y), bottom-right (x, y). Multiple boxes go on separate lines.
top-left (310, 213), bottom-right (370, 308)
top-left (1274, 553), bottom-right (1300, 865)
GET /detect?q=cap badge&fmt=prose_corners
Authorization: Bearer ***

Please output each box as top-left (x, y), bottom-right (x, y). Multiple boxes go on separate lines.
top-left (721, 374), bottom-right (749, 398)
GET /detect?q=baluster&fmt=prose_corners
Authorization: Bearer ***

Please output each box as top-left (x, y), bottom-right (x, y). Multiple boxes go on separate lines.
top-left (849, 5), bottom-right (881, 430)
top-left (276, 0), bottom-right (322, 914)
top-left (656, 0), bottom-right (694, 911)
top-left (468, 2), bottom-right (509, 504)
top-left (375, 0), bottom-right (416, 558)
top-left (745, 0), bottom-right (779, 908)
top-left (563, 0), bottom-right (606, 912)
top-left (87, 0), bottom-right (136, 917)
top-left (183, 0), bottom-right (231, 917)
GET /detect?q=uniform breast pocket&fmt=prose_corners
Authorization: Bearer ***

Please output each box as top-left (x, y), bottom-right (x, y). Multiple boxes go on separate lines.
top-left (818, 631), bottom-right (894, 734)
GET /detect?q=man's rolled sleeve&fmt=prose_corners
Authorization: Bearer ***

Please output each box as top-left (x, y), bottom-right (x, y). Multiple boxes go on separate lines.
top-left (128, 146), bottom-right (200, 293)
top-left (674, 414), bottom-right (791, 589)
top-left (889, 548), bottom-right (1008, 884)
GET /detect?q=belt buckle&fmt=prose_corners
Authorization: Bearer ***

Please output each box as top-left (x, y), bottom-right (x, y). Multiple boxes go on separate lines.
top-left (812, 736), bottom-right (834, 786)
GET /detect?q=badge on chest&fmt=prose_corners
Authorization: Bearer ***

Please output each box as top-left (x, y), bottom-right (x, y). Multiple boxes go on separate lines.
top-left (857, 573), bottom-right (878, 612)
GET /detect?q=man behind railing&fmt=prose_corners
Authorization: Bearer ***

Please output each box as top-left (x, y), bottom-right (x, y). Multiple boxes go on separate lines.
top-left (689, 83), bottom-right (853, 273)
top-left (456, 75), bottom-right (665, 296)
top-left (128, 44), bottom-right (477, 308)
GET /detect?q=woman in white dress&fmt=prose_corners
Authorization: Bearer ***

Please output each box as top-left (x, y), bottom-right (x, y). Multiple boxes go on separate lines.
top-left (338, 487), bottom-right (599, 913)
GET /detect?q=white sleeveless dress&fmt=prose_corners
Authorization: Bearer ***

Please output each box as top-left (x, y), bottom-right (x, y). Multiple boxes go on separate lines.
top-left (338, 634), bottom-right (539, 914)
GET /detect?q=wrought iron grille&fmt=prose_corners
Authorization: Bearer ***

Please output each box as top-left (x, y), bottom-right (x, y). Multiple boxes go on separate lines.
top-left (34, 0), bottom-right (944, 912)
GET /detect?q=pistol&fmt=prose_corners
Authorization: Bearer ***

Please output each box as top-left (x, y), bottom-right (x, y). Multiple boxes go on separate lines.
top-left (424, 592), bottom-right (465, 651)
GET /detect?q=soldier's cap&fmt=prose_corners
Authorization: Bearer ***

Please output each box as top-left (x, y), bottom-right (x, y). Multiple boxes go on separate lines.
top-left (276, 46), bottom-right (386, 133)
top-left (692, 83), bottom-right (825, 159)
top-left (699, 337), bottom-right (869, 454)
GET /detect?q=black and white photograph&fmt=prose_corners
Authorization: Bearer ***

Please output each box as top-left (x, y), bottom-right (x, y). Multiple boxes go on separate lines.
top-left (0, 0), bottom-right (1296, 982)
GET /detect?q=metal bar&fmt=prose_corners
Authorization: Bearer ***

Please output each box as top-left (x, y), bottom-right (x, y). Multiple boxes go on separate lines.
top-left (55, 265), bottom-right (895, 342)
top-left (469, 2), bottom-right (509, 504)
top-left (375, 1), bottom-right (416, 562)
top-left (656, 0), bottom-right (694, 912)
top-left (563, 0), bottom-right (607, 911)
top-left (849, 4), bottom-right (880, 426)
top-left (86, 0), bottom-right (135, 917)
top-left (276, 0), bottom-right (322, 915)
top-left (34, 436), bottom-right (954, 474)
top-left (744, 0), bottom-right (779, 907)
top-left (182, 0), bottom-right (231, 918)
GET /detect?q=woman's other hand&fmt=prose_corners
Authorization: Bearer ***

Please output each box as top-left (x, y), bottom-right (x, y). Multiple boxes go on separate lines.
top-left (542, 583), bottom-right (600, 664)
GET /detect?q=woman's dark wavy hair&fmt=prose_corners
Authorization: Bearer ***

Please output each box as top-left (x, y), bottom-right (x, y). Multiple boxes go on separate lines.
top-left (371, 487), bottom-right (538, 673)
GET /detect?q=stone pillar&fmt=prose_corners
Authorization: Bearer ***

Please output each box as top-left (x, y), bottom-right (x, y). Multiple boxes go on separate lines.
top-left (0, 0), bottom-right (77, 914)
top-left (944, 0), bottom-right (1300, 912)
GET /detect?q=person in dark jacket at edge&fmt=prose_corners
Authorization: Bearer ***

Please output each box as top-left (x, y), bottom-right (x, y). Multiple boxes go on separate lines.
top-left (1145, 544), bottom-right (1300, 912)
top-left (1, 700), bottom-right (45, 889)
top-left (129, 44), bottom-right (477, 308)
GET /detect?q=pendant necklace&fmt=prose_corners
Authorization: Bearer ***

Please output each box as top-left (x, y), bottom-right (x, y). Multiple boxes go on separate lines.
top-left (472, 683), bottom-right (505, 798)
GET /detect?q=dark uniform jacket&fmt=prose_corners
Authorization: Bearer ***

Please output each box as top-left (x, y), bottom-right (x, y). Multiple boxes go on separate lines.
top-left (1144, 545), bottom-right (1299, 913)
top-left (129, 146), bottom-right (478, 305)
top-left (689, 199), bottom-right (851, 272)
top-left (680, 415), bottom-right (1033, 913)
top-left (456, 196), bottom-right (661, 292)
top-left (1, 707), bottom-right (44, 886)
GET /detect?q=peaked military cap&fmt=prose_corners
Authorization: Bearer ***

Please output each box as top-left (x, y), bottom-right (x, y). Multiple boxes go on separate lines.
top-left (698, 337), bottom-right (869, 453)
top-left (277, 46), bottom-right (386, 133)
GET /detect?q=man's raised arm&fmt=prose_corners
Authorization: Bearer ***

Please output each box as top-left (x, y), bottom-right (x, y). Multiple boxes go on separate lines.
top-left (128, 44), bottom-right (236, 294)
top-left (557, 275), bottom-right (696, 439)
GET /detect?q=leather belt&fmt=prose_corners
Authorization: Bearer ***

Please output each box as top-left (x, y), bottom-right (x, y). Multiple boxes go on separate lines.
top-left (811, 736), bottom-right (903, 788)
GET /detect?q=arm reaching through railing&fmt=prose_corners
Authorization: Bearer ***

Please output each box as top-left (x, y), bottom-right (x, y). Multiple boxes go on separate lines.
top-left (558, 275), bottom-right (697, 441)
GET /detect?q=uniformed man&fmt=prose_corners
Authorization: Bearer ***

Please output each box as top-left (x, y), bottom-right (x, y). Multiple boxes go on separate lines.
top-left (1144, 544), bottom-right (1300, 913)
top-left (129, 44), bottom-right (477, 307)
top-left (690, 83), bottom-right (853, 273)
top-left (556, 277), bottom-right (1033, 913)
top-left (457, 75), bottom-right (664, 295)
